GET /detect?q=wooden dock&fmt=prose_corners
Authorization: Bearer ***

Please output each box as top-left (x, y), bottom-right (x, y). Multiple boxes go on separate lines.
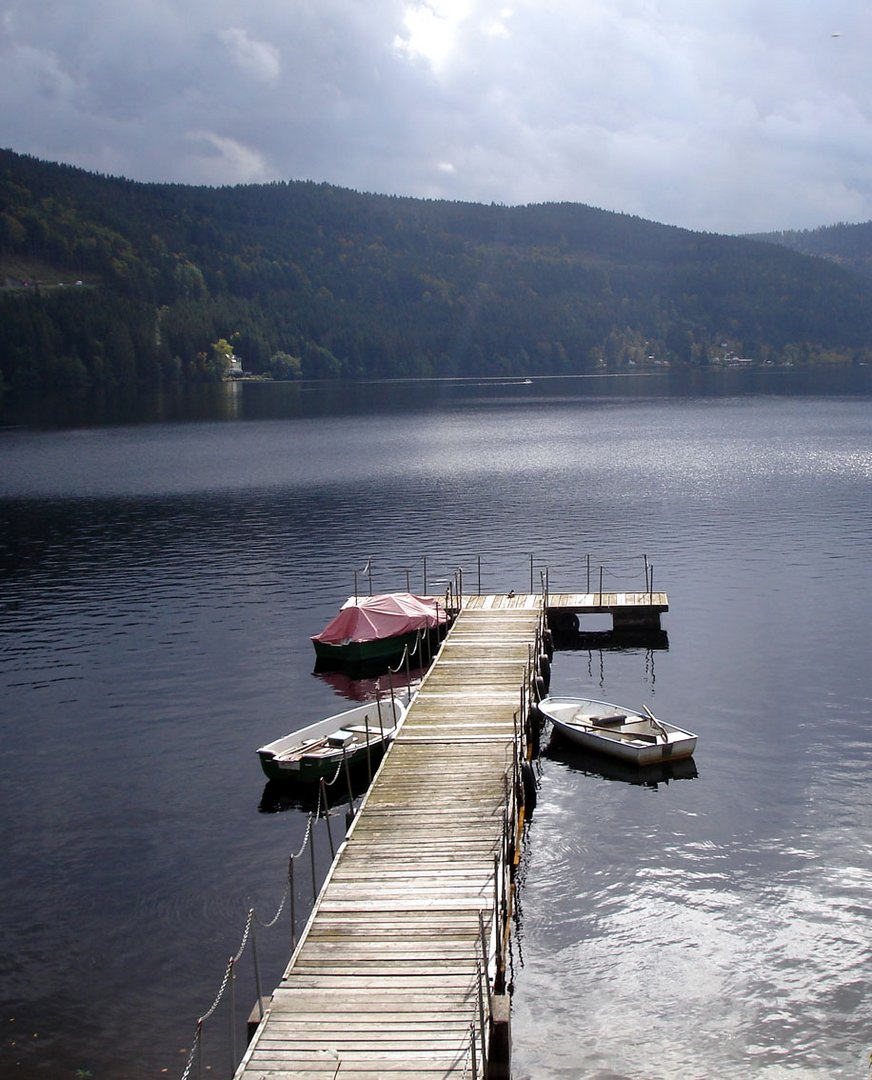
top-left (464, 590), bottom-right (667, 620)
top-left (235, 602), bottom-right (545, 1080)
top-left (233, 589), bottom-right (668, 1078)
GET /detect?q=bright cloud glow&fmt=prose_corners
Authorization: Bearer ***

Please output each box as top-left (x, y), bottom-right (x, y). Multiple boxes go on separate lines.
top-left (394, 0), bottom-right (473, 69)
top-left (184, 131), bottom-right (274, 185)
top-left (2, 0), bottom-right (871, 232)
top-left (217, 28), bottom-right (281, 84)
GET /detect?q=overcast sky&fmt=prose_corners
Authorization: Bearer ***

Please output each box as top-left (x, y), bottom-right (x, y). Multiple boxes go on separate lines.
top-left (2, 0), bottom-right (870, 234)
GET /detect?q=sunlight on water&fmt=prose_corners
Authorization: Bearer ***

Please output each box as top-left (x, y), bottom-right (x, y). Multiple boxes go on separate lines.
top-left (1, 377), bottom-right (871, 1078)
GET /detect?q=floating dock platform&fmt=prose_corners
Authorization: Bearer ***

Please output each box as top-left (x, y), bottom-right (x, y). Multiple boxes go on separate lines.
top-left (233, 588), bottom-right (668, 1078)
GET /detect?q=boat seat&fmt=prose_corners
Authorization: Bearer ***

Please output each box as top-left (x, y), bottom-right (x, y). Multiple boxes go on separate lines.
top-left (583, 713), bottom-right (627, 725)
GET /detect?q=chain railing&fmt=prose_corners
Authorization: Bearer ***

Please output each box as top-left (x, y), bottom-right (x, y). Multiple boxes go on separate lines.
top-left (341, 552), bottom-right (661, 607)
top-left (181, 575), bottom-right (551, 1080)
top-left (178, 740), bottom-right (378, 1080)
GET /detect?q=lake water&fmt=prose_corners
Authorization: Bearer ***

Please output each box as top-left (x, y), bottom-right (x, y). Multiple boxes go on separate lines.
top-left (1, 369), bottom-right (870, 1079)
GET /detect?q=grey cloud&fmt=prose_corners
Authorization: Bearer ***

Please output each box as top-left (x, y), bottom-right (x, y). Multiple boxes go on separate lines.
top-left (2, 0), bottom-right (871, 231)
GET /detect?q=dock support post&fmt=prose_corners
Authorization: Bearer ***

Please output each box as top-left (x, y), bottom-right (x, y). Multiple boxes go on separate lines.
top-left (247, 997), bottom-right (271, 1043)
top-left (613, 608), bottom-right (662, 630)
top-left (487, 993), bottom-right (512, 1080)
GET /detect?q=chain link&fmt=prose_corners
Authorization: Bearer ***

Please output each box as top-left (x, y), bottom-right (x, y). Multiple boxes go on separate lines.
top-left (179, 801), bottom-right (330, 1079)
top-left (177, 580), bottom-right (543, 1080)
top-left (253, 886), bottom-right (289, 930)
top-left (291, 809), bottom-right (315, 860)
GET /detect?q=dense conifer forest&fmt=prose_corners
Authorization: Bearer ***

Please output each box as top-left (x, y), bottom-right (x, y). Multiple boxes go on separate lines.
top-left (752, 221), bottom-right (872, 281)
top-left (2, 147), bottom-right (872, 392)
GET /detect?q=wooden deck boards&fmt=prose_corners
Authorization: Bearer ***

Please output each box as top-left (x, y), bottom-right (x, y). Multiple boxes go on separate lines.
top-left (234, 604), bottom-right (542, 1080)
top-left (463, 591), bottom-right (667, 611)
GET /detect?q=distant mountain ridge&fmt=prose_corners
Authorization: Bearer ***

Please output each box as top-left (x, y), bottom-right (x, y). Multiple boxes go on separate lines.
top-left (2, 147), bottom-right (872, 393)
top-left (751, 221), bottom-right (872, 280)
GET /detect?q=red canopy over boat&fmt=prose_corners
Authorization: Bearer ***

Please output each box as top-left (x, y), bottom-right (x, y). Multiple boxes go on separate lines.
top-left (312, 592), bottom-right (448, 647)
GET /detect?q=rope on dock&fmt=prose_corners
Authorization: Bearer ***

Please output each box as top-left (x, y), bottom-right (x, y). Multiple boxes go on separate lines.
top-left (177, 763), bottom-right (368, 1080)
top-left (182, 595), bottom-right (552, 1079)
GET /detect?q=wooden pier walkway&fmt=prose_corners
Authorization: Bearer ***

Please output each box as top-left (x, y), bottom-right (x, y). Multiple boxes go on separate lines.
top-left (465, 590), bottom-right (667, 618)
top-left (233, 589), bottom-right (668, 1077)
top-left (465, 589), bottom-right (668, 631)
top-left (235, 602), bottom-right (545, 1080)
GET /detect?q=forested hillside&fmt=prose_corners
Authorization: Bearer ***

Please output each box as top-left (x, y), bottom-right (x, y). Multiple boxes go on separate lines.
top-left (753, 221), bottom-right (872, 281)
top-left (2, 147), bottom-right (872, 393)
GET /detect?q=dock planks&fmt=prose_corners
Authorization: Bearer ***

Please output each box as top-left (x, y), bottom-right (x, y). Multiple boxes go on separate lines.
top-left (234, 603), bottom-right (543, 1079)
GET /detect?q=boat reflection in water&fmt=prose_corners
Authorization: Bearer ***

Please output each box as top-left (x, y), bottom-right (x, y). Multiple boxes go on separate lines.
top-left (258, 772), bottom-right (375, 814)
top-left (258, 777), bottom-right (326, 814)
top-left (544, 738), bottom-right (698, 789)
top-left (313, 662), bottom-right (428, 702)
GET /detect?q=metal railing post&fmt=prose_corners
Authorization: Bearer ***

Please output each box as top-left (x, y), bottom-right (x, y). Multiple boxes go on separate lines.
top-left (365, 711), bottom-right (372, 785)
top-left (309, 815), bottom-right (318, 903)
top-left (229, 956), bottom-right (237, 1073)
top-left (476, 960), bottom-right (489, 1077)
top-left (477, 911), bottom-right (493, 1013)
top-left (289, 856), bottom-right (297, 951)
top-left (493, 854), bottom-right (500, 949)
top-left (195, 1018), bottom-right (204, 1080)
top-left (252, 918), bottom-right (265, 1022)
top-left (320, 778), bottom-right (335, 859)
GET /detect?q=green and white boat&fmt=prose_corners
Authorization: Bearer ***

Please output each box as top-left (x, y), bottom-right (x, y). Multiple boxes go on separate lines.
top-left (311, 592), bottom-right (449, 665)
top-left (256, 694), bottom-right (409, 783)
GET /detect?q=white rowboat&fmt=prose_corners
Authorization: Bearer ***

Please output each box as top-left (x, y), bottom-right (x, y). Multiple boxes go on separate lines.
top-left (539, 695), bottom-right (697, 765)
top-left (256, 694), bottom-right (409, 782)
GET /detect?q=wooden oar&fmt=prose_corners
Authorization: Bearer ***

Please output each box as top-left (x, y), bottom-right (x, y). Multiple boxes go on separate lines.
top-left (565, 716), bottom-right (659, 742)
top-left (641, 703), bottom-right (670, 742)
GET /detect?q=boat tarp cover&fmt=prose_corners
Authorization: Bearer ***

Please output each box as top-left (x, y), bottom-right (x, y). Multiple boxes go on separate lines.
top-left (312, 593), bottom-right (447, 646)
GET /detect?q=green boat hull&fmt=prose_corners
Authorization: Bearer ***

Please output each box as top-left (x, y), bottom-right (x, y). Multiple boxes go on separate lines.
top-left (259, 740), bottom-right (389, 783)
top-left (312, 628), bottom-right (431, 665)
top-left (256, 696), bottom-right (408, 785)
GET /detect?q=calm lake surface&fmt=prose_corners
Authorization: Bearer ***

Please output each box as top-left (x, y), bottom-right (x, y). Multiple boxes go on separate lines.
top-left (1, 370), bottom-right (871, 1079)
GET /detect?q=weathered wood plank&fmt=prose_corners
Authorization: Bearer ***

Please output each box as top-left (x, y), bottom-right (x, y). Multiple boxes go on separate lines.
top-left (234, 605), bottom-right (541, 1079)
